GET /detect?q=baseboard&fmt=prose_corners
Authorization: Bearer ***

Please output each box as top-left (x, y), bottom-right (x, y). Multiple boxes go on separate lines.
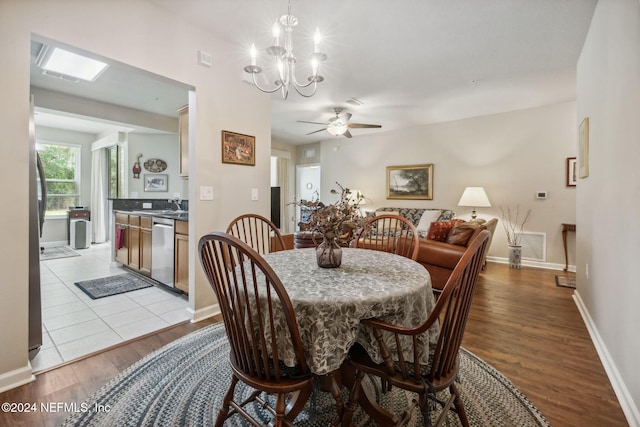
top-left (573, 291), bottom-right (640, 427)
top-left (486, 256), bottom-right (576, 272)
top-left (0, 363), bottom-right (35, 394)
top-left (188, 303), bottom-right (220, 323)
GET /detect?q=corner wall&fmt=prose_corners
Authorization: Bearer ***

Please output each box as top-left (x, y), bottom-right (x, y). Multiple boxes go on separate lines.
top-left (576, 0), bottom-right (640, 423)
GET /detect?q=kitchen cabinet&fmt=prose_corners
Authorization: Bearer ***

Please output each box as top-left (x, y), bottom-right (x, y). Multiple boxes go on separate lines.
top-left (128, 215), bottom-right (141, 270)
top-left (140, 216), bottom-right (152, 275)
top-left (115, 213), bottom-right (152, 277)
top-left (114, 213), bottom-right (129, 265)
top-left (177, 105), bottom-right (189, 178)
top-left (174, 219), bottom-right (189, 293)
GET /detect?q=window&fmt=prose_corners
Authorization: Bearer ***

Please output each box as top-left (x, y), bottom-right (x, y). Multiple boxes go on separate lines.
top-left (37, 142), bottom-right (81, 216)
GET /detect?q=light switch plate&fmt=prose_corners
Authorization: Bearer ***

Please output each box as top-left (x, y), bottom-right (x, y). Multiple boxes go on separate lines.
top-left (200, 186), bottom-right (214, 200)
top-left (251, 188), bottom-right (259, 201)
top-left (142, 203), bottom-right (152, 209)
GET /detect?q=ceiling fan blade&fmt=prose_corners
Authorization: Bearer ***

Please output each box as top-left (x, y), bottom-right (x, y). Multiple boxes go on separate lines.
top-left (342, 112), bottom-right (352, 121)
top-left (343, 129), bottom-right (353, 138)
top-left (298, 120), bottom-right (327, 125)
top-left (348, 123), bottom-right (382, 129)
top-left (306, 128), bottom-right (327, 135)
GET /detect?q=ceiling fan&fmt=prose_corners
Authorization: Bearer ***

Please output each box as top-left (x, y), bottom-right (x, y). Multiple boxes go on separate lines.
top-left (298, 108), bottom-right (382, 138)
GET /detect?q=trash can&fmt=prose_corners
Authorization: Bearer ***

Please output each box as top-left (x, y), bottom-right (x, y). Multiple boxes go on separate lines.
top-left (70, 218), bottom-right (91, 249)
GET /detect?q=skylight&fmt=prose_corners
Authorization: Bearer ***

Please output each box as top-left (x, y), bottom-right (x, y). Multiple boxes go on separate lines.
top-left (37, 46), bottom-right (109, 82)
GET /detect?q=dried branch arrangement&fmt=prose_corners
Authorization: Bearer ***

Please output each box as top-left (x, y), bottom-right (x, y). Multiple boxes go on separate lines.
top-left (499, 205), bottom-right (532, 246)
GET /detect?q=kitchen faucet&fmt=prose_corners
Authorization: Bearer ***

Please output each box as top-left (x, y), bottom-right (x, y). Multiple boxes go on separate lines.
top-left (171, 196), bottom-right (182, 211)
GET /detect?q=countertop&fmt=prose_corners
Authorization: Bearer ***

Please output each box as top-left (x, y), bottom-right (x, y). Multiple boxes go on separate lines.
top-left (114, 209), bottom-right (188, 221)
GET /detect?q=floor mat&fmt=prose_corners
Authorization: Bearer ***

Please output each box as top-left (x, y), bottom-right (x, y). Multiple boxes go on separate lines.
top-left (75, 273), bottom-right (154, 299)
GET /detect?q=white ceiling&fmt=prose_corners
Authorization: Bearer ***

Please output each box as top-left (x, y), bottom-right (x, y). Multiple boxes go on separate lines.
top-left (31, 0), bottom-right (598, 144)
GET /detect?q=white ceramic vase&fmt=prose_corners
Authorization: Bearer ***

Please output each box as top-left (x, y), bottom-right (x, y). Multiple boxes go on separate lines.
top-left (508, 245), bottom-right (522, 269)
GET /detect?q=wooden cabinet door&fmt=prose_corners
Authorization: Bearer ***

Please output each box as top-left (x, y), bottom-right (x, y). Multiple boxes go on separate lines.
top-left (174, 220), bottom-right (189, 293)
top-left (128, 215), bottom-right (141, 270)
top-left (114, 214), bottom-right (129, 265)
top-left (139, 216), bottom-right (152, 275)
top-left (178, 105), bottom-right (189, 177)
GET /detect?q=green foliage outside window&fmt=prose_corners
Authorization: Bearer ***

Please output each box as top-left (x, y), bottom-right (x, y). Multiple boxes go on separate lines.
top-left (38, 143), bottom-right (80, 216)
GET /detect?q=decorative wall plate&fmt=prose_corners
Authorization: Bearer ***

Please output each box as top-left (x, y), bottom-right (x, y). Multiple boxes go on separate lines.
top-left (143, 158), bottom-right (167, 172)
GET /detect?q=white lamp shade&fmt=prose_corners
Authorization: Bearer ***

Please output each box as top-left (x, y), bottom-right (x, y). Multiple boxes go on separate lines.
top-left (458, 187), bottom-right (491, 207)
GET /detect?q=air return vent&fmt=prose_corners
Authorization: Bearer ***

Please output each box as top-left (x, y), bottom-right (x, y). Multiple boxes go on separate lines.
top-left (514, 232), bottom-right (546, 262)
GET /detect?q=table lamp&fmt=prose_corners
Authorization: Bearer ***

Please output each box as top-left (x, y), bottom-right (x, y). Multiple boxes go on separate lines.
top-left (458, 187), bottom-right (491, 219)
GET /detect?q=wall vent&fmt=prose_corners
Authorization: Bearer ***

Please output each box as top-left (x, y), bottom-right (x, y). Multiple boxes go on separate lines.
top-left (515, 231), bottom-right (546, 262)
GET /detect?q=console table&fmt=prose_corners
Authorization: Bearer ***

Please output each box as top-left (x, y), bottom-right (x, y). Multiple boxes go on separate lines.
top-left (562, 223), bottom-right (576, 271)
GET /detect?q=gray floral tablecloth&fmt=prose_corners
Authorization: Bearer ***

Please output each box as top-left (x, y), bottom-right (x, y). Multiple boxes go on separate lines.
top-left (262, 248), bottom-right (438, 375)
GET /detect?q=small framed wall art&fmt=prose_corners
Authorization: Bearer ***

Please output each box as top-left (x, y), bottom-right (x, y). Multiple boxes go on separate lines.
top-left (566, 157), bottom-right (577, 187)
top-left (386, 164), bottom-right (434, 200)
top-left (578, 117), bottom-right (589, 178)
top-left (144, 174), bottom-right (168, 192)
top-left (222, 130), bottom-right (255, 166)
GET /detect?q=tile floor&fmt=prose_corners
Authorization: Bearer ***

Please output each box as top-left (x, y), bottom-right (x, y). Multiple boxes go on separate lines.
top-left (32, 242), bottom-right (190, 372)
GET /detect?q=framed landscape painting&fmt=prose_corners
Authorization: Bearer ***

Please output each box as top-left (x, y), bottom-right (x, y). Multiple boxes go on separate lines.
top-left (222, 130), bottom-right (255, 166)
top-left (387, 164), bottom-right (433, 200)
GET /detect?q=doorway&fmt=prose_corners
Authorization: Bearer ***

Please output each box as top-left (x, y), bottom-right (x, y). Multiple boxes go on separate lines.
top-left (295, 164), bottom-right (321, 229)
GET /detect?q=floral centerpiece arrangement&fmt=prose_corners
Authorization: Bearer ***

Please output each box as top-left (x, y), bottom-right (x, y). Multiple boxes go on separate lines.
top-left (294, 183), bottom-right (363, 268)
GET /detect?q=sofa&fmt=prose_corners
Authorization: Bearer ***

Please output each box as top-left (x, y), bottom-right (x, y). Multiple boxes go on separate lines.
top-left (373, 207), bottom-right (497, 291)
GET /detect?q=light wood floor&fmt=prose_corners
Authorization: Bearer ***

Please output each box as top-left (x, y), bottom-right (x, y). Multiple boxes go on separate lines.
top-left (0, 263), bottom-right (628, 426)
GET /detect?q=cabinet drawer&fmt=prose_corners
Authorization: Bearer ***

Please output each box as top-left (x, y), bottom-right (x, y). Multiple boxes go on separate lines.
top-left (175, 220), bottom-right (188, 235)
top-left (115, 213), bottom-right (128, 224)
top-left (141, 216), bottom-right (152, 229)
top-left (128, 215), bottom-right (140, 226)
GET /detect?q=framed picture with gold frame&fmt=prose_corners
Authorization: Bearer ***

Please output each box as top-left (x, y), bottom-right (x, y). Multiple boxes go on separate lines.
top-left (578, 118), bottom-right (589, 178)
top-left (386, 164), bottom-right (433, 200)
top-left (222, 130), bottom-right (255, 166)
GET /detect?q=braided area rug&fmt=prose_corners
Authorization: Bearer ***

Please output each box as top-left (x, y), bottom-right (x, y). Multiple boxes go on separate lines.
top-left (63, 323), bottom-right (550, 426)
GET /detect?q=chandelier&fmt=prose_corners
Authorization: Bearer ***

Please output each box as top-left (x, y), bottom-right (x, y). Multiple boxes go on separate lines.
top-left (244, 2), bottom-right (327, 99)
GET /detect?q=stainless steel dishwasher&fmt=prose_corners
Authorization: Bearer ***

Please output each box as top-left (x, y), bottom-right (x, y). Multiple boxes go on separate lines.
top-left (151, 217), bottom-right (175, 287)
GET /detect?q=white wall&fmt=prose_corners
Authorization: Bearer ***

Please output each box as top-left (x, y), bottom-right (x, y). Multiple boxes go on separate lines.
top-left (576, 0), bottom-right (640, 424)
top-left (128, 134), bottom-right (182, 199)
top-left (0, 0), bottom-right (271, 392)
top-left (319, 101), bottom-right (577, 266)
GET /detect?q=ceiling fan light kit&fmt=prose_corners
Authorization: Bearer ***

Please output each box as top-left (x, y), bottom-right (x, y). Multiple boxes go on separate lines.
top-left (244, 1), bottom-right (327, 99)
top-left (299, 107), bottom-right (382, 138)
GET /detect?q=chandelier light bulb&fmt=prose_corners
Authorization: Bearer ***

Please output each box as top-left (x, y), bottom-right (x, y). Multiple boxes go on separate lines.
top-left (272, 22), bottom-right (281, 46)
top-left (314, 28), bottom-right (321, 53)
top-left (243, 3), bottom-right (327, 99)
top-left (249, 44), bottom-right (257, 66)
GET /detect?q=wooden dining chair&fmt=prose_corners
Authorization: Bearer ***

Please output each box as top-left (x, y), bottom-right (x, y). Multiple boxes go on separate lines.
top-left (342, 230), bottom-right (491, 427)
top-left (352, 214), bottom-right (420, 261)
top-left (198, 232), bottom-right (314, 427)
top-left (226, 213), bottom-right (286, 255)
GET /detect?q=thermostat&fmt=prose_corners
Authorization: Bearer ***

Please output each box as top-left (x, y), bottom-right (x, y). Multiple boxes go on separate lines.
top-left (536, 191), bottom-right (548, 199)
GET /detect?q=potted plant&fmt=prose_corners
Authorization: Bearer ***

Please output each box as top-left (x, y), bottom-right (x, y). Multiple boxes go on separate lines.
top-left (499, 206), bottom-right (532, 269)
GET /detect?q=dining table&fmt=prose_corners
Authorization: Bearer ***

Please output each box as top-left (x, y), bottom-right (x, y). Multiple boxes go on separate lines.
top-left (260, 247), bottom-right (438, 423)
